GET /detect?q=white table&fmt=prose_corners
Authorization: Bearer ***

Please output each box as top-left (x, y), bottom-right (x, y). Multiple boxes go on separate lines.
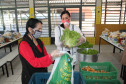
top-left (99, 36), bottom-right (124, 53)
top-left (0, 37), bottom-right (22, 52)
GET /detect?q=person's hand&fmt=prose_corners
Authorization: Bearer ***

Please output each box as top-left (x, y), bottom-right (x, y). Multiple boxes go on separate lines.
top-left (50, 50), bottom-right (64, 57)
top-left (61, 41), bottom-right (65, 47)
top-left (76, 36), bottom-right (85, 46)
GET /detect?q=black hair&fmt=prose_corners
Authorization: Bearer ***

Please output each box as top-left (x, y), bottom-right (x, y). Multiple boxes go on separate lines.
top-left (25, 18), bottom-right (42, 34)
top-left (60, 10), bottom-right (71, 18)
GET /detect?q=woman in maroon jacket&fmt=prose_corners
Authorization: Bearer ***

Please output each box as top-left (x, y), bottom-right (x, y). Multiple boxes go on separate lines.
top-left (19, 18), bottom-right (64, 84)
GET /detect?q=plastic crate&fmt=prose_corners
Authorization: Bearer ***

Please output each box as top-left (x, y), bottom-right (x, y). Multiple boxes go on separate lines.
top-left (85, 79), bottom-right (122, 84)
top-left (28, 72), bottom-right (86, 84)
top-left (79, 62), bottom-right (118, 80)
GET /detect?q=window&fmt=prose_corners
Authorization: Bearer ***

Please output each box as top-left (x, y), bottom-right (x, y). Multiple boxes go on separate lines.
top-left (3, 10), bottom-right (17, 31)
top-left (82, 6), bottom-right (95, 37)
top-left (35, 7), bottom-right (49, 37)
top-left (0, 11), bottom-right (4, 31)
top-left (71, 13), bottom-right (85, 21)
top-left (102, 0), bottom-right (126, 24)
top-left (17, 8), bottom-right (29, 35)
top-left (0, 0), bottom-right (15, 8)
top-left (16, 0), bottom-right (29, 7)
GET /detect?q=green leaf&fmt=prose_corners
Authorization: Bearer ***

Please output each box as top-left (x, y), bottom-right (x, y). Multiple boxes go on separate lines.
top-left (60, 29), bottom-right (81, 48)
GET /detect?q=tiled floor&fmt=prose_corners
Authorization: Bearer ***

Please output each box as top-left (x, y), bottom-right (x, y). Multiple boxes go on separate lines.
top-left (0, 44), bottom-right (124, 84)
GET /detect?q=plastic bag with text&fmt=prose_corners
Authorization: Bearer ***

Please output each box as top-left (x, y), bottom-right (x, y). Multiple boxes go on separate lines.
top-left (47, 51), bottom-right (74, 84)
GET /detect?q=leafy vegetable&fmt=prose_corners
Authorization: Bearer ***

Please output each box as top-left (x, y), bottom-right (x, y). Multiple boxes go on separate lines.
top-left (60, 29), bottom-right (81, 48)
top-left (81, 49), bottom-right (98, 55)
top-left (78, 41), bottom-right (93, 48)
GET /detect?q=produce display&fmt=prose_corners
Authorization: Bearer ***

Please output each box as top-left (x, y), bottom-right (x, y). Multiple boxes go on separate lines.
top-left (102, 28), bottom-right (110, 36)
top-left (82, 66), bottom-right (108, 73)
top-left (101, 28), bottom-right (126, 47)
top-left (2, 32), bottom-right (13, 39)
top-left (80, 49), bottom-right (98, 55)
top-left (78, 41), bottom-right (93, 48)
top-left (60, 29), bottom-right (81, 48)
top-left (13, 32), bottom-right (22, 39)
top-left (0, 36), bottom-right (5, 43)
top-left (0, 31), bottom-right (22, 44)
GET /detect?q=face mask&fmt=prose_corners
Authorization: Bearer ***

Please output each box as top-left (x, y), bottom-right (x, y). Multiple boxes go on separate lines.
top-left (62, 19), bottom-right (70, 26)
top-left (33, 30), bottom-right (42, 38)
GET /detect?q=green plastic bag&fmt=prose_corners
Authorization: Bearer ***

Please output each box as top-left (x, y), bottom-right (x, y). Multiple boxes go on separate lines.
top-left (47, 52), bottom-right (73, 84)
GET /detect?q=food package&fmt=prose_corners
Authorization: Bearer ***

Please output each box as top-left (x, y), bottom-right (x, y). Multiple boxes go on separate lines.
top-left (102, 28), bottom-right (110, 36)
top-left (13, 32), bottom-right (22, 39)
top-left (2, 32), bottom-right (13, 39)
top-left (0, 35), bottom-right (5, 44)
top-left (120, 32), bottom-right (126, 38)
top-left (109, 31), bottom-right (121, 38)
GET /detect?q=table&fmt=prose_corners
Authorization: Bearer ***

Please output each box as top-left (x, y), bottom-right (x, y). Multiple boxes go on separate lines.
top-left (0, 37), bottom-right (22, 52)
top-left (99, 36), bottom-right (124, 53)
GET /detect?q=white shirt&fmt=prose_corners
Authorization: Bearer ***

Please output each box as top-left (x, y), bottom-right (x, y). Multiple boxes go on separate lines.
top-left (55, 24), bottom-right (86, 64)
top-left (55, 24), bottom-right (86, 52)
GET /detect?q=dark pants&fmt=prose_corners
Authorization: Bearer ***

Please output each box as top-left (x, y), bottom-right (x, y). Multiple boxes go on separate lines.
top-left (21, 71), bottom-right (31, 84)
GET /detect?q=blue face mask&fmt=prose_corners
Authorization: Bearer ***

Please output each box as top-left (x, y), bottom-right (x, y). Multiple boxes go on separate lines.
top-left (33, 30), bottom-right (42, 38)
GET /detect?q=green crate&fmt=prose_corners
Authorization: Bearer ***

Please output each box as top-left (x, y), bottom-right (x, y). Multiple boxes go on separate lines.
top-left (85, 79), bottom-right (122, 84)
top-left (79, 62), bottom-right (118, 80)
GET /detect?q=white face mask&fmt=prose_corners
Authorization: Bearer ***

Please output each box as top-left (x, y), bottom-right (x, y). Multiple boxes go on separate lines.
top-left (33, 30), bottom-right (42, 38)
top-left (64, 22), bottom-right (70, 26)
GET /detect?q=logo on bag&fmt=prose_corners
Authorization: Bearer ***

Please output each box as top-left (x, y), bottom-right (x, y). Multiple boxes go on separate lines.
top-left (68, 58), bottom-right (70, 62)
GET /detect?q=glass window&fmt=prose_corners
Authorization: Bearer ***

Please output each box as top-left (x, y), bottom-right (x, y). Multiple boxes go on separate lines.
top-left (82, 6), bottom-right (95, 37)
top-left (16, 0), bottom-right (29, 7)
top-left (35, 0), bottom-right (48, 7)
top-left (101, 0), bottom-right (126, 24)
top-left (0, 0), bottom-right (15, 8)
top-left (17, 8), bottom-right (29, 35)
top-left (50, 8), bottom-right (64, 37)
top-left (0, 11), bottom-right (4, 31)
top-left (3, 10), bottom-right (17, 31)
top-left (35, 7), bottom-right (49, 37)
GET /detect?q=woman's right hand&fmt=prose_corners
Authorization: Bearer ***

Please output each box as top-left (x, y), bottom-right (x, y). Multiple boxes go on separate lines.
top-left (50, 50), bottom-right (64, 57)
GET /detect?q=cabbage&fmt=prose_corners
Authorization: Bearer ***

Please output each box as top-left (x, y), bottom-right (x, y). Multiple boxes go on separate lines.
top-left (81, 49), bottom-right (98, 55)
top-left (60, 29), bottom-right (81, 48)
top-left (78, 41), bottom-right (93, 48)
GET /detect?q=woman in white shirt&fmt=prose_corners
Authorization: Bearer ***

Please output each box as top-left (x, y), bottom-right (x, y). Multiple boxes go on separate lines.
top-left (55, 10), bottom-right (86, 68)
